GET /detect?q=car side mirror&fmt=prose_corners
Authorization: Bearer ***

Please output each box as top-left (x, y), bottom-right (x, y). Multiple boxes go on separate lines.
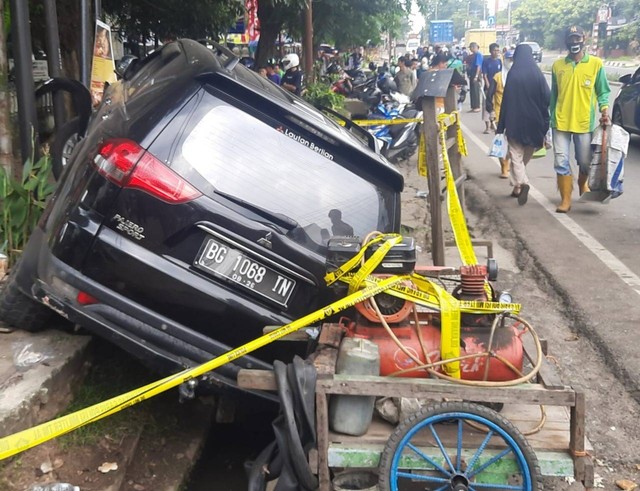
top-left (115, 56), bottom-right (139, 80)
top-left (619, 74), bottom-right (632, 85)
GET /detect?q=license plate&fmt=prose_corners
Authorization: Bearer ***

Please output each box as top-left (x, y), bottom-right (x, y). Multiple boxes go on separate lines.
top-left (195, 237), bottom-right (296, 307)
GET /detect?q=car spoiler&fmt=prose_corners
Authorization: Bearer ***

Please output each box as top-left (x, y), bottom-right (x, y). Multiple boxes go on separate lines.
top-left (35, 77), bottom-right (92, 137)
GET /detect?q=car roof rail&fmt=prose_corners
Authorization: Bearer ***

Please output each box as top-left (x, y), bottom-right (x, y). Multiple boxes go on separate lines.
top-left (209, 41), bottom-right (240, 71)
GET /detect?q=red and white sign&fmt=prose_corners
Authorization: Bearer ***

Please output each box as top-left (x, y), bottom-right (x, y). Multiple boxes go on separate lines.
top-left (596, 6), bottom-right (611, 24)
top-left (246, 0), bottom-right (260, 42)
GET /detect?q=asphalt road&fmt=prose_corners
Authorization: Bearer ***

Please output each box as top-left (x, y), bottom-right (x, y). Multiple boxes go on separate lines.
top-left (461, 95), bottom-right (640, 403)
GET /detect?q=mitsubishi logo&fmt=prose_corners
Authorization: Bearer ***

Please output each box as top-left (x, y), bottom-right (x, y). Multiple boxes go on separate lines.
top-left (257, 232), bottom-right (273, 249)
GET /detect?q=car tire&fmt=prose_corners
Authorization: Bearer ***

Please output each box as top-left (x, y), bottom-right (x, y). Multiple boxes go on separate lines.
top-left (0, 266), bottom-right (53, 332)
top-left (51, 117), bottom-right (82, 181)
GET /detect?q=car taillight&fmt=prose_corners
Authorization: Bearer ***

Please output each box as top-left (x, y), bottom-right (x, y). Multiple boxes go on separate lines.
top-left (94, 139), bottom-right (202, 204)
top-left (77, 291), bottom-right (98, 305)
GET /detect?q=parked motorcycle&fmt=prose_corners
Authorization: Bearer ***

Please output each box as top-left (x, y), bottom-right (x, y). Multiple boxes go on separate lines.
top-left (363, 74), bottom-right (422, 164)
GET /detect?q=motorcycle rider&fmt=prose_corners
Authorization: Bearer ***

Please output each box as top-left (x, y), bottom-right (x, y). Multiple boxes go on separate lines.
top-left (280, 53), bottom-right (303, 96)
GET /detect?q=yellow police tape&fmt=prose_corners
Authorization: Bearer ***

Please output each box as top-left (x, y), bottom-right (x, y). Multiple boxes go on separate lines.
top-left (351, 117), bottom-right (423, 127)
top-left (0, 269), bottom-right (404, 461)
top-left (438, 112), bottom-right (476, 267)
top-left (418, 133), bottom-right (427, 177)
top-left (0, 110), bottom-right (513, 461)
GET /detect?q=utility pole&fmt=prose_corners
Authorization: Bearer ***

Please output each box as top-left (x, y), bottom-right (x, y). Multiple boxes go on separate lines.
top-left (43, 0), bottom-right (66, 130)
top-left (80, 0), bottom-right (91, 87)
top-left (10, 0), bottom-right (39, 167)
top-left (303, 0), bottom-right (314, 83)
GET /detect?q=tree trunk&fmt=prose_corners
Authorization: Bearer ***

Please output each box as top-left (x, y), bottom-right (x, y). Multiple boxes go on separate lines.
top-left (255, 1), bottom-right (282, 68)
top-left (0, 0), bottom-right (15, 175)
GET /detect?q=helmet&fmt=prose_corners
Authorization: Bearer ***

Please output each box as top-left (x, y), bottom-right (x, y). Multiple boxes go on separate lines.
top-left (282, 53), bottom-right (300, 70)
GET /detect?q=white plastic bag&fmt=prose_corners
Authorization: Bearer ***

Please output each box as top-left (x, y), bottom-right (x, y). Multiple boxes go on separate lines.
top-left (488, 134), bottom-right (507, 159)
top-left (544, 128), bottom-right (552, 149)
top-left (588, 124), bottom-right (628, 198)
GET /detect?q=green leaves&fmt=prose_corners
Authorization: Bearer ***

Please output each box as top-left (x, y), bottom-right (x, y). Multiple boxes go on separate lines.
top-left (513, 0), bottom-right (602, 48)
top-left (303, 81), bottom-right (345, 111)
top-left (0, 155), bottom-right (55, 267)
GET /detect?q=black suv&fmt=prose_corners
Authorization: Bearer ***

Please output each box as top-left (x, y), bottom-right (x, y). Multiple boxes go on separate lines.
top-left (0, 40), bottom-right (403, 395)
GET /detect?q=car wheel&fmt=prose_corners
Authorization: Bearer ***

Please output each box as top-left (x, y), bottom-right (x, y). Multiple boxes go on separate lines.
top-left (51, 117), bottom-right (82, 181)
top-left (0, 265), bottom-right (53, 332)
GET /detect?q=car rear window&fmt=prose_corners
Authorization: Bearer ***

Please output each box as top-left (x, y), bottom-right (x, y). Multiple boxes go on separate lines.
top-left (177, 103), bottom-right (392, 251)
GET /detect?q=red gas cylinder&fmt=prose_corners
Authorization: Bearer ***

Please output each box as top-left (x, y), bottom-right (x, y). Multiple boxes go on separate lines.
top-left (346, 321), bottom-right (524, 382)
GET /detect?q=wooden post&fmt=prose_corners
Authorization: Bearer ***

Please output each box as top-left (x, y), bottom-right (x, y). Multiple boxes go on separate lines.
top-left (569, 390), bottom-right (586, 455)
top-left (421, 96), bottom-right (445, 266)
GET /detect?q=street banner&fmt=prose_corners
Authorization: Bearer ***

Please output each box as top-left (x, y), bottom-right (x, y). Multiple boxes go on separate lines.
top-left (90, 20), bottom-right (117, 107)
top-left (246, 0), bottom-right (260, 42)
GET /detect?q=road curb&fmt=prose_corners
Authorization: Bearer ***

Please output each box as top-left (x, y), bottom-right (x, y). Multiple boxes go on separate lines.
top-left (462, 174), bottom-right (640, 405)
top-left (0, 329), bottom-right (92, 440)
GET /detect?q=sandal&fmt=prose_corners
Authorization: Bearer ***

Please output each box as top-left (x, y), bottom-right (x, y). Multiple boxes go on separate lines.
top-left (510, 187), bottom-right (521, 198)
top-left (518, 184), bottom-right (530, 205)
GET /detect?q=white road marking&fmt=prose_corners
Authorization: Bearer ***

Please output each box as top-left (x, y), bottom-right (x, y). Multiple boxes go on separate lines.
top-left (462, 123), bottom-right (640, 297)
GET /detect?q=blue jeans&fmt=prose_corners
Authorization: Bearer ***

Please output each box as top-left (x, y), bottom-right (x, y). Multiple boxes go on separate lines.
top-left (552, 129), bottom-right (592, 176)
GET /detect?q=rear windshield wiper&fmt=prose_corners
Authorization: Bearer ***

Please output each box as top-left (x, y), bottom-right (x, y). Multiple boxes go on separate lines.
top-left (214, 190), bottom-right (299, 231)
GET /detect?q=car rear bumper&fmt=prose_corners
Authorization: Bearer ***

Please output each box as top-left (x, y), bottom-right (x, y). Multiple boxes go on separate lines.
top-left (16, 228), bottom-right (278, 400)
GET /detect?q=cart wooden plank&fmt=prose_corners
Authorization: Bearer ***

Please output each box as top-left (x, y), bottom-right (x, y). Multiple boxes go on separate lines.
top-left (317, 375), bottom-right (576, 406)
top-left (326, 443), bottom-right (576, 478)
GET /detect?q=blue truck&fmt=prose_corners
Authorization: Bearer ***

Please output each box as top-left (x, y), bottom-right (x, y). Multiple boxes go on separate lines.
top-left (429, 20), bottom-right (454, 45)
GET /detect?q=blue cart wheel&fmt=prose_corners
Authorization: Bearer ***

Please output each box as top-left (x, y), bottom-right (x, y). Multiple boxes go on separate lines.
top-left (378, 401), bottom-right (541, 491)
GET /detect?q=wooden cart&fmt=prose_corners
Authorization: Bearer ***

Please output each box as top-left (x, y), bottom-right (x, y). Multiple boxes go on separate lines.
top-left (239, 320), bottom-right (593, 490)
top-left (307, 324), bottom-right (594, 490)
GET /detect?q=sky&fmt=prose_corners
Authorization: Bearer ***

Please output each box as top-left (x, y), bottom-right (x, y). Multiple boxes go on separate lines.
top-left (410, 3), bottom-right (425, 34)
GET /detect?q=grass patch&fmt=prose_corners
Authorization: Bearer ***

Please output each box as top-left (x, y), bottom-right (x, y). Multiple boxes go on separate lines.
top-left (57, 341), bottom-right (160, 448)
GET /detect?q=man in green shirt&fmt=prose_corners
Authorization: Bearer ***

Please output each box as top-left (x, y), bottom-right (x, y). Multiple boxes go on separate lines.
top-left (550, 26), bottom-right (610, 213)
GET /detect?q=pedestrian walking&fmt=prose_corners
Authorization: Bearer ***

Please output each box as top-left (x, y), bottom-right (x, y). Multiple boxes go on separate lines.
top-left (465, 42), bottom-right (483, 112)
top-left (482, 43), bottom-right (502, 133)
top-left (550, 25), bottom-right (611, 213)
top-left (486, 49), bottom-right (514, 178)
top-left (496, 43), bottom-right (550, 205)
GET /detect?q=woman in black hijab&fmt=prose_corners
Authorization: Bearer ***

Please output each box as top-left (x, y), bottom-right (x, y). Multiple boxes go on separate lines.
top-left (496, 43), bottom-right (550, 205)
